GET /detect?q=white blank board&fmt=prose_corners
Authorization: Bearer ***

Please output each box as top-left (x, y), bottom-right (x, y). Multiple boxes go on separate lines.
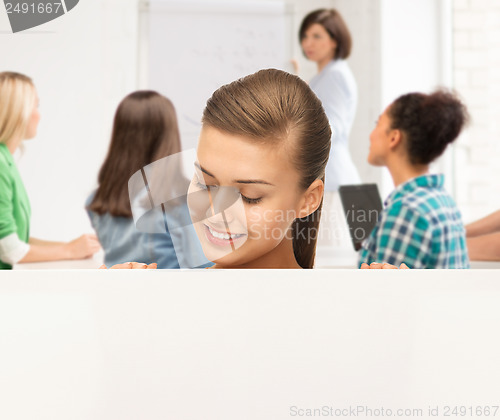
top-left (1, 269), bottom-right (500, 419)
top-left (140, 0), bottom-right (290, 149)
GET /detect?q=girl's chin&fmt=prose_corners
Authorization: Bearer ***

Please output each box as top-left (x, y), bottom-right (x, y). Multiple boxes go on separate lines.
top-left (367, 156), bottom-right (384, 167)
top-left (204, 253), bottom-right (244, 268)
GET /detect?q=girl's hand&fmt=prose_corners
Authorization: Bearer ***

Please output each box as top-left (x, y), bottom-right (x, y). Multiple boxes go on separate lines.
top-left (67, 234), bottom-right (101, 259)
top-left (99, 262), bottom-right (157, 269)
top-left (360, 262), bottom-right (409, 269)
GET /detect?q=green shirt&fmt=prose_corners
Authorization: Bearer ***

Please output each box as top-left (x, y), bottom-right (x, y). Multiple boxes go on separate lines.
top-left (0, 143), bottom-right (31, 269)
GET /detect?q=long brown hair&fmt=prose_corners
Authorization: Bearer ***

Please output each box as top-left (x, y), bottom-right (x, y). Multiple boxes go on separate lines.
top-left (202, 69), bottom-right (331, 268)
top-left (89, 91), bottom-right (181, 217)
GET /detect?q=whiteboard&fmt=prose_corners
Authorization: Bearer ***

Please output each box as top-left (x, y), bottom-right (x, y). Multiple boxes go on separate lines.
top-left (139, 0), bottom-right (293, 149)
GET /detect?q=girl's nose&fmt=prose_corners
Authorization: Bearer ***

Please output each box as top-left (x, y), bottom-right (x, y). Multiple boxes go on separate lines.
top-left (205, 187), bottom-right (239, 224)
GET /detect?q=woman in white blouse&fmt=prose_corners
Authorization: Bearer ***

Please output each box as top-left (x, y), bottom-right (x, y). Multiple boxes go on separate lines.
top-left (299, 9), bottom-right (361, 251)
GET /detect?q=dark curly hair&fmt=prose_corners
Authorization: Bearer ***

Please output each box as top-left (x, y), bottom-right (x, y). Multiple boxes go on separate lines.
top-left (388, 89), bottom-right (469, 165)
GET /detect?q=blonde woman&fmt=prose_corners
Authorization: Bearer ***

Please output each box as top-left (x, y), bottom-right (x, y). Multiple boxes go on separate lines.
top-left (0, 71), bottom-right (100, 269)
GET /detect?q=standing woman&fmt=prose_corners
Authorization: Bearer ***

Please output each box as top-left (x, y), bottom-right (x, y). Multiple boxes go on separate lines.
top-left (299, 9), bottom-right (361, 249)
top-left (0, 72), bottom-right (100, 269)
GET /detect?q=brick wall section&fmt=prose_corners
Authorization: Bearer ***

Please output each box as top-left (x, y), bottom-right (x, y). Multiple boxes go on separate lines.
top-left (453, 0), bottom-right (500, 223)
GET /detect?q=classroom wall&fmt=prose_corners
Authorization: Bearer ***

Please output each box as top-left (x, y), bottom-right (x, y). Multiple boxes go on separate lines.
top-left (328, 0), bottom-right (451, 199)
top-left (0, 0), bottom-right (139, 240)
top-left (380, 0), bottom-right (446, 197)
top-left (2, 0), bottom-right (340, 242)
top-left (0, 0), bottom-right (478, 242)
top-left (453, 0), bottom-right (500, 223)
top-left (331, 0), bottom-right (383, 191)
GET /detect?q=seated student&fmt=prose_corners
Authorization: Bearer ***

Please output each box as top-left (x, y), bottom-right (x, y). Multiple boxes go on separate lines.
top-left (0, 71), bottom-right (100, 269)
top-left (359, 89), bottom-right (470, 269)
top-left (466, 210), bottom-right (500, 261)
top-left (87, 91), bottom-right (188, 269)
top-left (104, 69), bottom-right (408, 271)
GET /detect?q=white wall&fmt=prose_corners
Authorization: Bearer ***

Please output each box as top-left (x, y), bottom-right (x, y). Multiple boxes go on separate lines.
top-left (331, 0), bottom-right (383, 190)
top-left (1, 0), bottom-right (338, 242)
top-left (0, 0), bottom-right (139, 241)
top-left (379, 0), bottom-right (452, 198)
top-left (329, 0), bottom-right (451, 199)
top-left (453, 0), bottom-right (500, 223)
top-left (1, 0), bottom-right (478, 243)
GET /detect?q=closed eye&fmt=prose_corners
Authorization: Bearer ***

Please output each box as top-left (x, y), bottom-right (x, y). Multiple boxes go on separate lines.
top-left (241, 195), bottom-right (262, 205)
top-left (195, 178), bottom-right (217, 191)
top-left (195, 177), bottom-right (262, 204)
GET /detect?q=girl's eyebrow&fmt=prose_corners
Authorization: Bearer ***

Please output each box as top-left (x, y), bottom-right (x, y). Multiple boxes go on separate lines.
top-left (194, 162), bottom-right (275, 186)
top-left (194, 162), bottom-right (215, 178)
top-left (235, 179), bottom-right (274, 186)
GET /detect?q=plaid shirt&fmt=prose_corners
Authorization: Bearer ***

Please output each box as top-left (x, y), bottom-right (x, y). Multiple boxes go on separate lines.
top-left (359, 174), bottom-right (469, 269)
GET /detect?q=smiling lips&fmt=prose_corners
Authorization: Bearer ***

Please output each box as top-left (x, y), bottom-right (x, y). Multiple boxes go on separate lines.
top-left (204, 224), bottom-right (247, 247)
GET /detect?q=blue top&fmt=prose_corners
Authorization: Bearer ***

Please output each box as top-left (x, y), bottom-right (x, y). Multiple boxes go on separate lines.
top-left (310, 59), bottom-right (361, 191)
top-left (86, 192), bottom-right (212, 269)
top-left (86, 195), bottom-right (178, 268)
top-left (359, 174), bottom-right (470, 269)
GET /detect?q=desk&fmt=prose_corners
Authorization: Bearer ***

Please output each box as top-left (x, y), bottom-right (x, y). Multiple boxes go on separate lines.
top-left (1, 270), bottom-right (499, 420)
top-left (470, 260), bottom-right (500, 269)
top-left (12, 249), bottom-right (500, 270)
top-left (315, 246), bottom-right (359, 268)
top-left (315, 246), bottom-right (500, 269)
top-left (13, 250), bottom-right (104, 270)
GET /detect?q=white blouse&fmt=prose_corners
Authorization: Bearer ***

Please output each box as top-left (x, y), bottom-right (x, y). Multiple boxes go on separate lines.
top-left (310, 59), bottom-right (361, 191)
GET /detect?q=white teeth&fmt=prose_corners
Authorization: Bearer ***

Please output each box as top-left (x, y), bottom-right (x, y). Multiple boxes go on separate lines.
top-left (207, 226), bottom-right (241, 240)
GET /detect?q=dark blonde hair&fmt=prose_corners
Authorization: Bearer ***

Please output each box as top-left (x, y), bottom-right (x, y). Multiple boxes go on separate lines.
top-left (89, 91), bottom-right (181, 217)
top-left (202, 69), bottom-right (331, 268)
top-left (0, 72), bottom-right (37, 146)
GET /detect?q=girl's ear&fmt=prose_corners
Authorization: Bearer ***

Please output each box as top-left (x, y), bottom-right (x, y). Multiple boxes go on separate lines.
top-left (298, 179), bottom-right (324, 219)
top-left (389, 129), bottom-right (403, 150)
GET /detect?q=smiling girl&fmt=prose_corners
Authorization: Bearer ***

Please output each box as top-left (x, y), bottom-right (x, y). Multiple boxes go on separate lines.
top-left (105, 69), bottom-right (407, 270)
top-left (187, 69), bottom-right (331, 269)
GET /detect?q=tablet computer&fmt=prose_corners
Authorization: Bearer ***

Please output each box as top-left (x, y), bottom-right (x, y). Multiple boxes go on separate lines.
top-left (338, 184), bottom-right (383, 251)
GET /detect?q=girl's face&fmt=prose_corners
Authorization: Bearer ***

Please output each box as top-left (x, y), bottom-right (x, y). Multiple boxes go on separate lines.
top-left (187, 126), bottom-right (308, 268)
top-left (25, 91), bottom-right (40, 140)
top-left (301, 23), bottom-right (337, 63)
top-left (368, 106), bottom-right (393, 166)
